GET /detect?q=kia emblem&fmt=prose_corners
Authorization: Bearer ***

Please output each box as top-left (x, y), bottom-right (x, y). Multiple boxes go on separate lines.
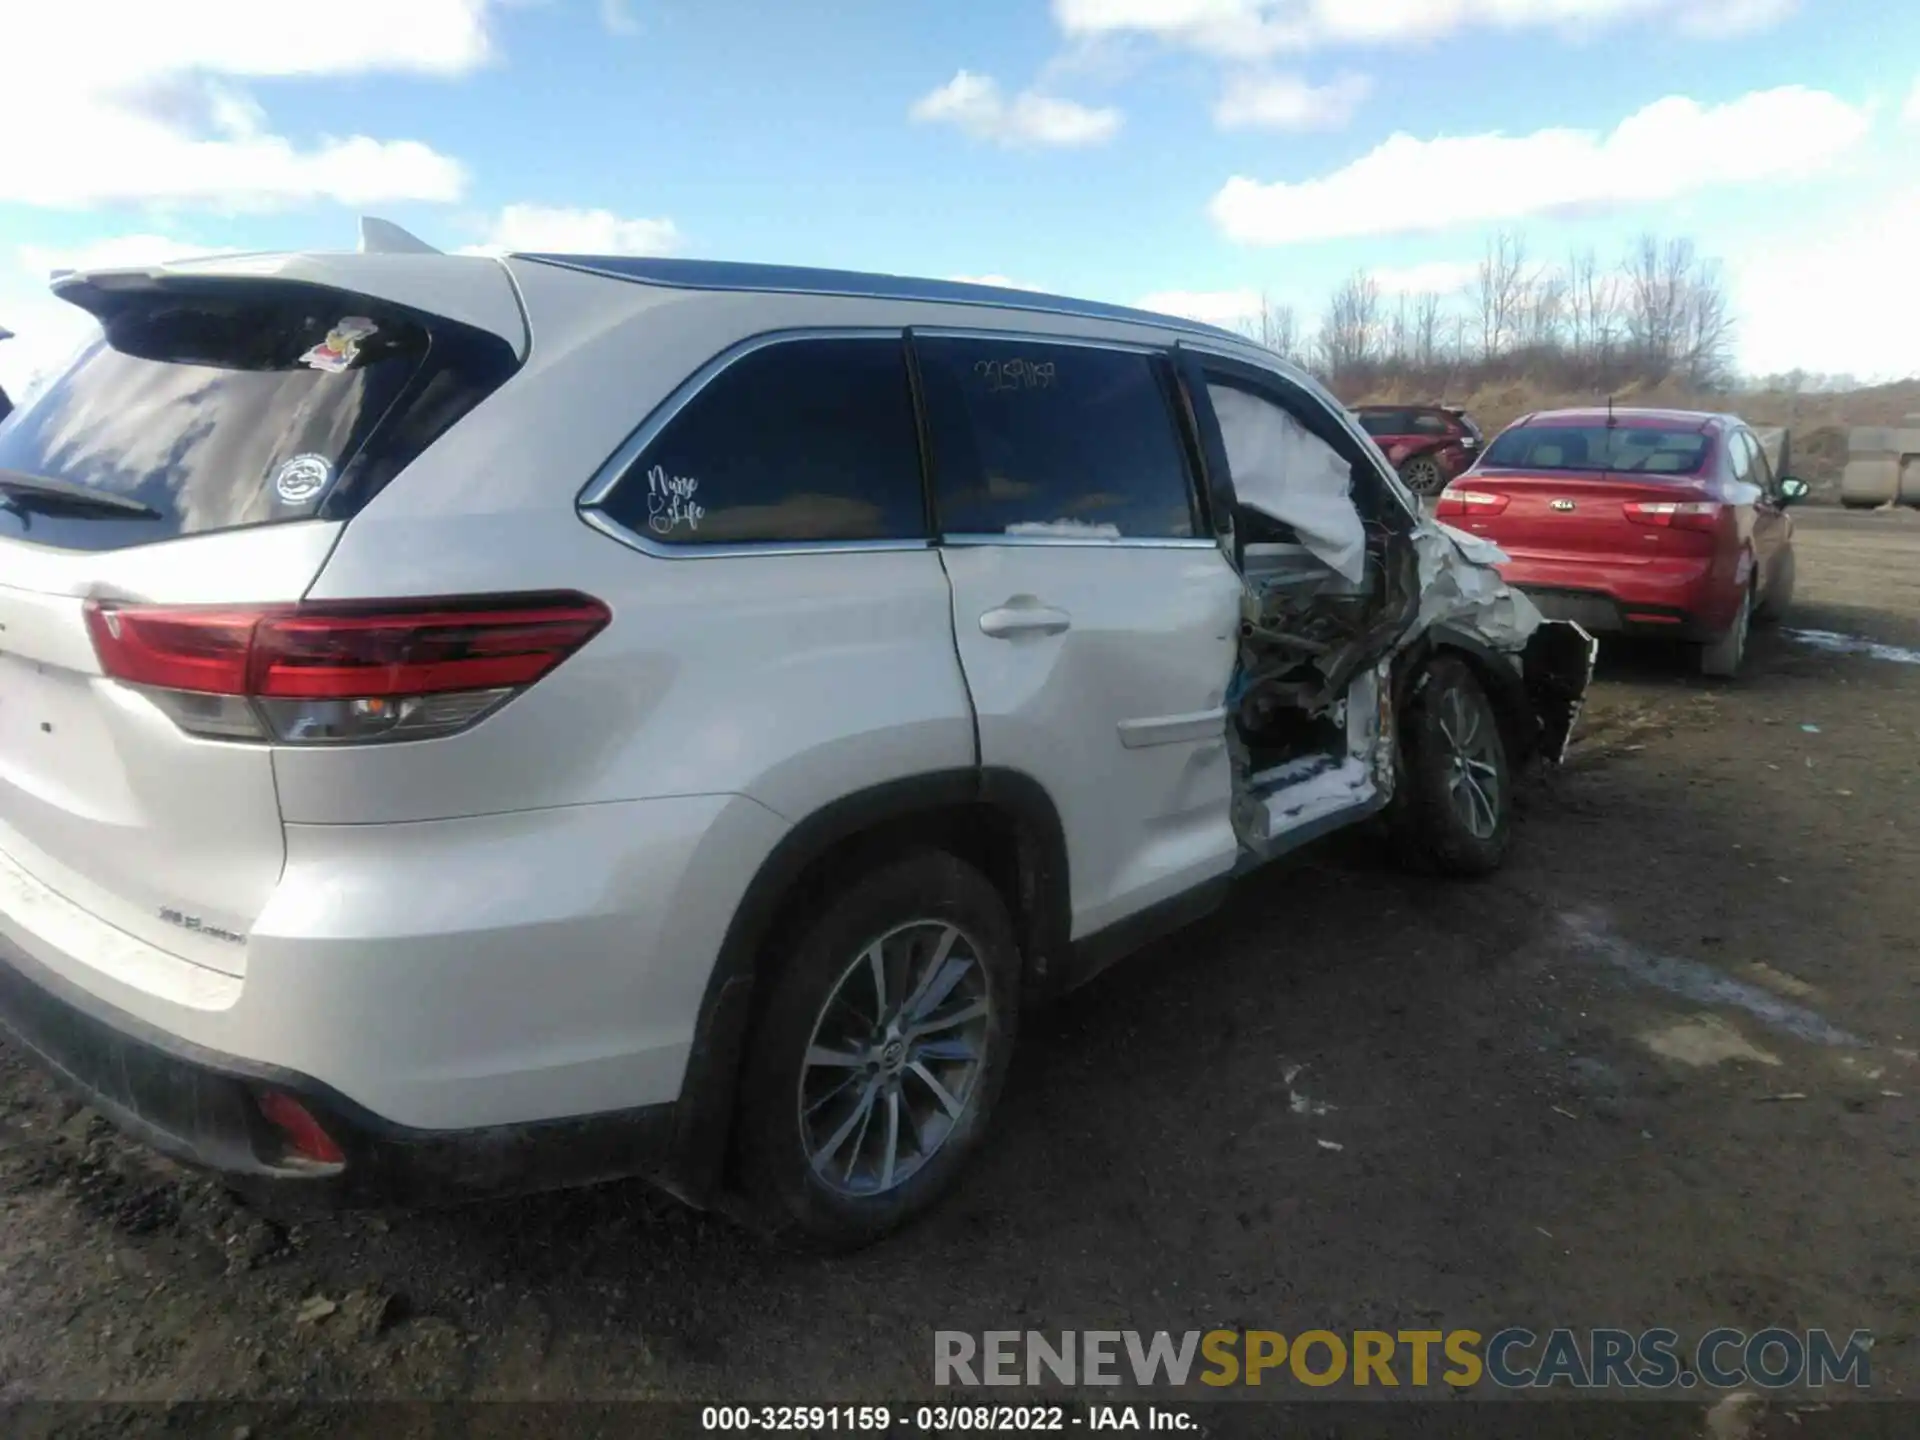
top-left (1550, 499), bottom-right (1577, 512)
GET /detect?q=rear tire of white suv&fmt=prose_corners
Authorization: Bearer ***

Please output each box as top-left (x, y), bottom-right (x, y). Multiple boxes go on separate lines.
top-left (733, 850), bottom-right (1022, 1250)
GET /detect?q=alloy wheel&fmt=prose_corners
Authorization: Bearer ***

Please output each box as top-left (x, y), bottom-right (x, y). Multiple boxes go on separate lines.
top-left (1402, 456), bottom-right (1445, 496)
top-left (796, 920), bottom-right (993, 1197)
top-left (1436, 682), bottom-right (1503, 840)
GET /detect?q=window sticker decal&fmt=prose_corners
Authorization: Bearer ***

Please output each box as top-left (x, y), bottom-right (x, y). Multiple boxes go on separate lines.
top-left (299, 317), bottom-right (380, 373)
top-left (273, 453), bottom-right (335, 504)
top-left (645, 463), bottom-right (706, 534)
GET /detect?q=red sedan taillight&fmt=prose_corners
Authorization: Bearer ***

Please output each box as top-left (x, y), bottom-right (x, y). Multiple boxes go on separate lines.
top-left (84, 592), bottom-right (611, 744)
top-left (1622, 501), bottom-right (1721, 533)
top-left (1434, 488), bottom-right (1510, 518)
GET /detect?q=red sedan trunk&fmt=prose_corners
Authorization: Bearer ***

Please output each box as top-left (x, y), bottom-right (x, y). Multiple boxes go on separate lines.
top-left (1440, 470), bottom-right (1744, 637)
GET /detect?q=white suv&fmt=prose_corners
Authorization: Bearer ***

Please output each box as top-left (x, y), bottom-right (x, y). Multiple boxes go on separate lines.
top-left (0, 223), bottom-right (1593, 1247)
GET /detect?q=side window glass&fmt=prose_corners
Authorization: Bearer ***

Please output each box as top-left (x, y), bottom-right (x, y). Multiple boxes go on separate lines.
top-left (1726, 430), bottom-right (1755, 486)
top-left (1411, 411), bottom-right (1451, 436)
top-left (1746, 431), bottom-right (1776, 492)
top-left (600, 336), bottom-right (925, 545)
top-left (916, 336), bottom-right (1198, 540)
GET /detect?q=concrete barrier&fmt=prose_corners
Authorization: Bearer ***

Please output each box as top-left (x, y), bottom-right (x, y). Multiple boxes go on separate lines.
top-left (1841, 419), bottom-right (1920, 509)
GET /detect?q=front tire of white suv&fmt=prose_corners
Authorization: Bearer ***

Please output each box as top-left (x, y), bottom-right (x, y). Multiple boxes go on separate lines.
top-left (734, 850), bottom-right (1022, 1249)
top-left (1388, 654), bottom-right (1514, 878)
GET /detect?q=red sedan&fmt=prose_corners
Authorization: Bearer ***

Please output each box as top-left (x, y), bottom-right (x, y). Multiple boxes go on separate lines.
top-left (1435, 408), bottom-right (1810, 676)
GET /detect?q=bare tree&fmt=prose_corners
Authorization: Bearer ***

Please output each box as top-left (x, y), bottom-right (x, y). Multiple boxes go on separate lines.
top-left (1384, 295), bottom-right (1411, 366)
top-left (1677, 256), bottom-right (1736, 389)
top-left (1316, 270), bottom-right (1381, 380)
top-left (1473, 230), bottom-right (1529, 362)
top-left (1520, 267), bottom-right (1567, 352)
top-left (1237, 292), bottom-right (1304, 362)
top-left (1302, 225), bottom-right (1737, 403)
top-left (1564, 246), bottom-right (1623, 374)
top-left (1412, 291), bottom-right (1445, 371)
top-left (1620, 234), bottom-right (1735, 387)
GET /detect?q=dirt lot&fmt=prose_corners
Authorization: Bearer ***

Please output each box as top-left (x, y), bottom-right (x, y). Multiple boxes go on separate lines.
top-left (1, 510), bottom-right (1917, 1428)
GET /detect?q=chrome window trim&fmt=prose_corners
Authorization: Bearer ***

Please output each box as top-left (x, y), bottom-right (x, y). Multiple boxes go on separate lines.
top-left (580, 324), bottom-right (1226, 559)
top-left (577, 327), bottom-right (932, 561)
top-left (942, 534), bottom-right (1216, 550)
top-left (908, 325), bottom-right (1162, 356)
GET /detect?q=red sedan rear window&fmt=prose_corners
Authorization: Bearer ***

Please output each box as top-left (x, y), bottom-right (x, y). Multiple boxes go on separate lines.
top-left (1483, 425), bottom-right (1710, 475)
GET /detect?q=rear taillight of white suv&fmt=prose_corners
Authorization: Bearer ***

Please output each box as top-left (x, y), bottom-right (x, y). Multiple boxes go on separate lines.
top-left (84, 593), bottom-right (610, 744)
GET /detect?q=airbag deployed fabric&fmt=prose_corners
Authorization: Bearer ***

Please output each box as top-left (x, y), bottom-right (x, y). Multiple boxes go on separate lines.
top-left (1209, 384), bottom-right (1366, 584)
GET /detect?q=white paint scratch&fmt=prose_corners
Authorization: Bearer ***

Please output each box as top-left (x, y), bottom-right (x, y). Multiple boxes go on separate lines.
top-left (1787, 629), bottom-right (1920, 666)
top-left (1558, 911), bottom-right (1862, 1047)
top-left (1282, 1062), bottom-right (1334, 1116)
top-left (1643, 1016), bottom-right (1782, 1069)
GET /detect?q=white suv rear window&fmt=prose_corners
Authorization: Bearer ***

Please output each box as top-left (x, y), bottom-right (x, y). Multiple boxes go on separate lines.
top-left (0, 282), bottom-right (517, 552)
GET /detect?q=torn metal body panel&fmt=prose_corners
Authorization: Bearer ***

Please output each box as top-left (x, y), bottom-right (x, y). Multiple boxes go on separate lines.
top-left (1222, 417), bottom-right (1595, 864)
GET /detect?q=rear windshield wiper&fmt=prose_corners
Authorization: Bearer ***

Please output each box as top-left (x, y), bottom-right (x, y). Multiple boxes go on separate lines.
top-left (0, 468), bottom-right (161, 519)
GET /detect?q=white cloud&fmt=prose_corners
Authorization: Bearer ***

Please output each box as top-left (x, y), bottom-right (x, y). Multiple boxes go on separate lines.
top-left (910, 71), bottom-right (1121, 148)
top-left (1369, 260), bottom-right (1478, 295)
top-left (1215, 71), bottom-right (1371, 130)
top-left (0, 235), bottom-right (220, 398)
top-left (0, 1), bottom-right (484, 211)
top-left (1211, 86), bottom-right (1869, 245)
top-left (1135, 288), bottom-right (1264, 326)
top-left (600, 0), bottom-right (640, 34)
top-left (1736, 188), bottom-right (1920, 380)
top-left (1053, 0), bottom-right (1798, 56)
top-left (462, 204), bottom-right (683, 256)
top-left (947, 274), bottom-right (1049, 290)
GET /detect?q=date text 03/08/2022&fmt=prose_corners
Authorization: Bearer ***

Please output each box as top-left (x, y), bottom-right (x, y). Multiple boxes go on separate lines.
top-left (700, 1405), bottom-right (1192, 1433)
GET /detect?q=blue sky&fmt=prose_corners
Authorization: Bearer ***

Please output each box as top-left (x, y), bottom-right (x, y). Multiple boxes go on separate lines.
top-left (2, 0), bottom-right (1916, 393)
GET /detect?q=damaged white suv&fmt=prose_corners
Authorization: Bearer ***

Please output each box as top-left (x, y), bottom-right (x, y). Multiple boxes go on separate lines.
top-left (0, 225), bottom-right (1593, 1248)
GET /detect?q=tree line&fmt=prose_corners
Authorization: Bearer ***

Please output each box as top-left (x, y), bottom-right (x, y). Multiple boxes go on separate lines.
top-left (1238, 229), bottom-right (1739, 400)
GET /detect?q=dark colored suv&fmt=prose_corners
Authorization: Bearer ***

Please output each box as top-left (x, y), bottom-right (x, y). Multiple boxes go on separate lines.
top-left (1353, 404), bottom-right (1483, 496)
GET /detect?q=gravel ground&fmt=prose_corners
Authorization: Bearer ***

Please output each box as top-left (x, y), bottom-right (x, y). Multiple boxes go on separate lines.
top-left (1, 508), bottom-right (1916, 1434)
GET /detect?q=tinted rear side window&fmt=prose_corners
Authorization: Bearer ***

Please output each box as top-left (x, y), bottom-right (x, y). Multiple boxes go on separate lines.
top-left (1356, 410), bottom-right (1407, 437)
top-left (916, 336), bottom-right (1197, 539)
top-left (1482, 424), bottom-right (1711, 476)
top-left (597, 335), bottom-right (926, 546)
top-left (0, 282), bottom-right (518, 553)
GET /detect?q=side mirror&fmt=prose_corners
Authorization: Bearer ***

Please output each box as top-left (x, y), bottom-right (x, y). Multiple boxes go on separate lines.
top-left (1778, 476), bottom-right (1811, 506)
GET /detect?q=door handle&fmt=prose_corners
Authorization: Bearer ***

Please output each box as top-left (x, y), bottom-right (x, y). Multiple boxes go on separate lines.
top-left (979, 600), bottom-right (1072, 639)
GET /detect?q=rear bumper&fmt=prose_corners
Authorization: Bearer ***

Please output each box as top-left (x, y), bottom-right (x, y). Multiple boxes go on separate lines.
top-left (0, 932), bottom-right (678, 1207)
top-left (1499, 553), bottom-right (1736, 640)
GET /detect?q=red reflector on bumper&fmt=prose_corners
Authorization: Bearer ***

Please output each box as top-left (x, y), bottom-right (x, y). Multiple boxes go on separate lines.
top-left (255, 1089), bottom-right (346, 1166)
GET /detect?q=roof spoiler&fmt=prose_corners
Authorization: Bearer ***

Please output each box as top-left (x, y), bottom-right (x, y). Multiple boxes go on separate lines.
top-left (359, 217), bottom-right (442, 255)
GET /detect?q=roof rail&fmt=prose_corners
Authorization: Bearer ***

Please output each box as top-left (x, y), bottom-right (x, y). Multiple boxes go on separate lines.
top-left (359, 217), bottom-right (441, 255)
top-left (511, 254), bottom-right (1249, 343)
